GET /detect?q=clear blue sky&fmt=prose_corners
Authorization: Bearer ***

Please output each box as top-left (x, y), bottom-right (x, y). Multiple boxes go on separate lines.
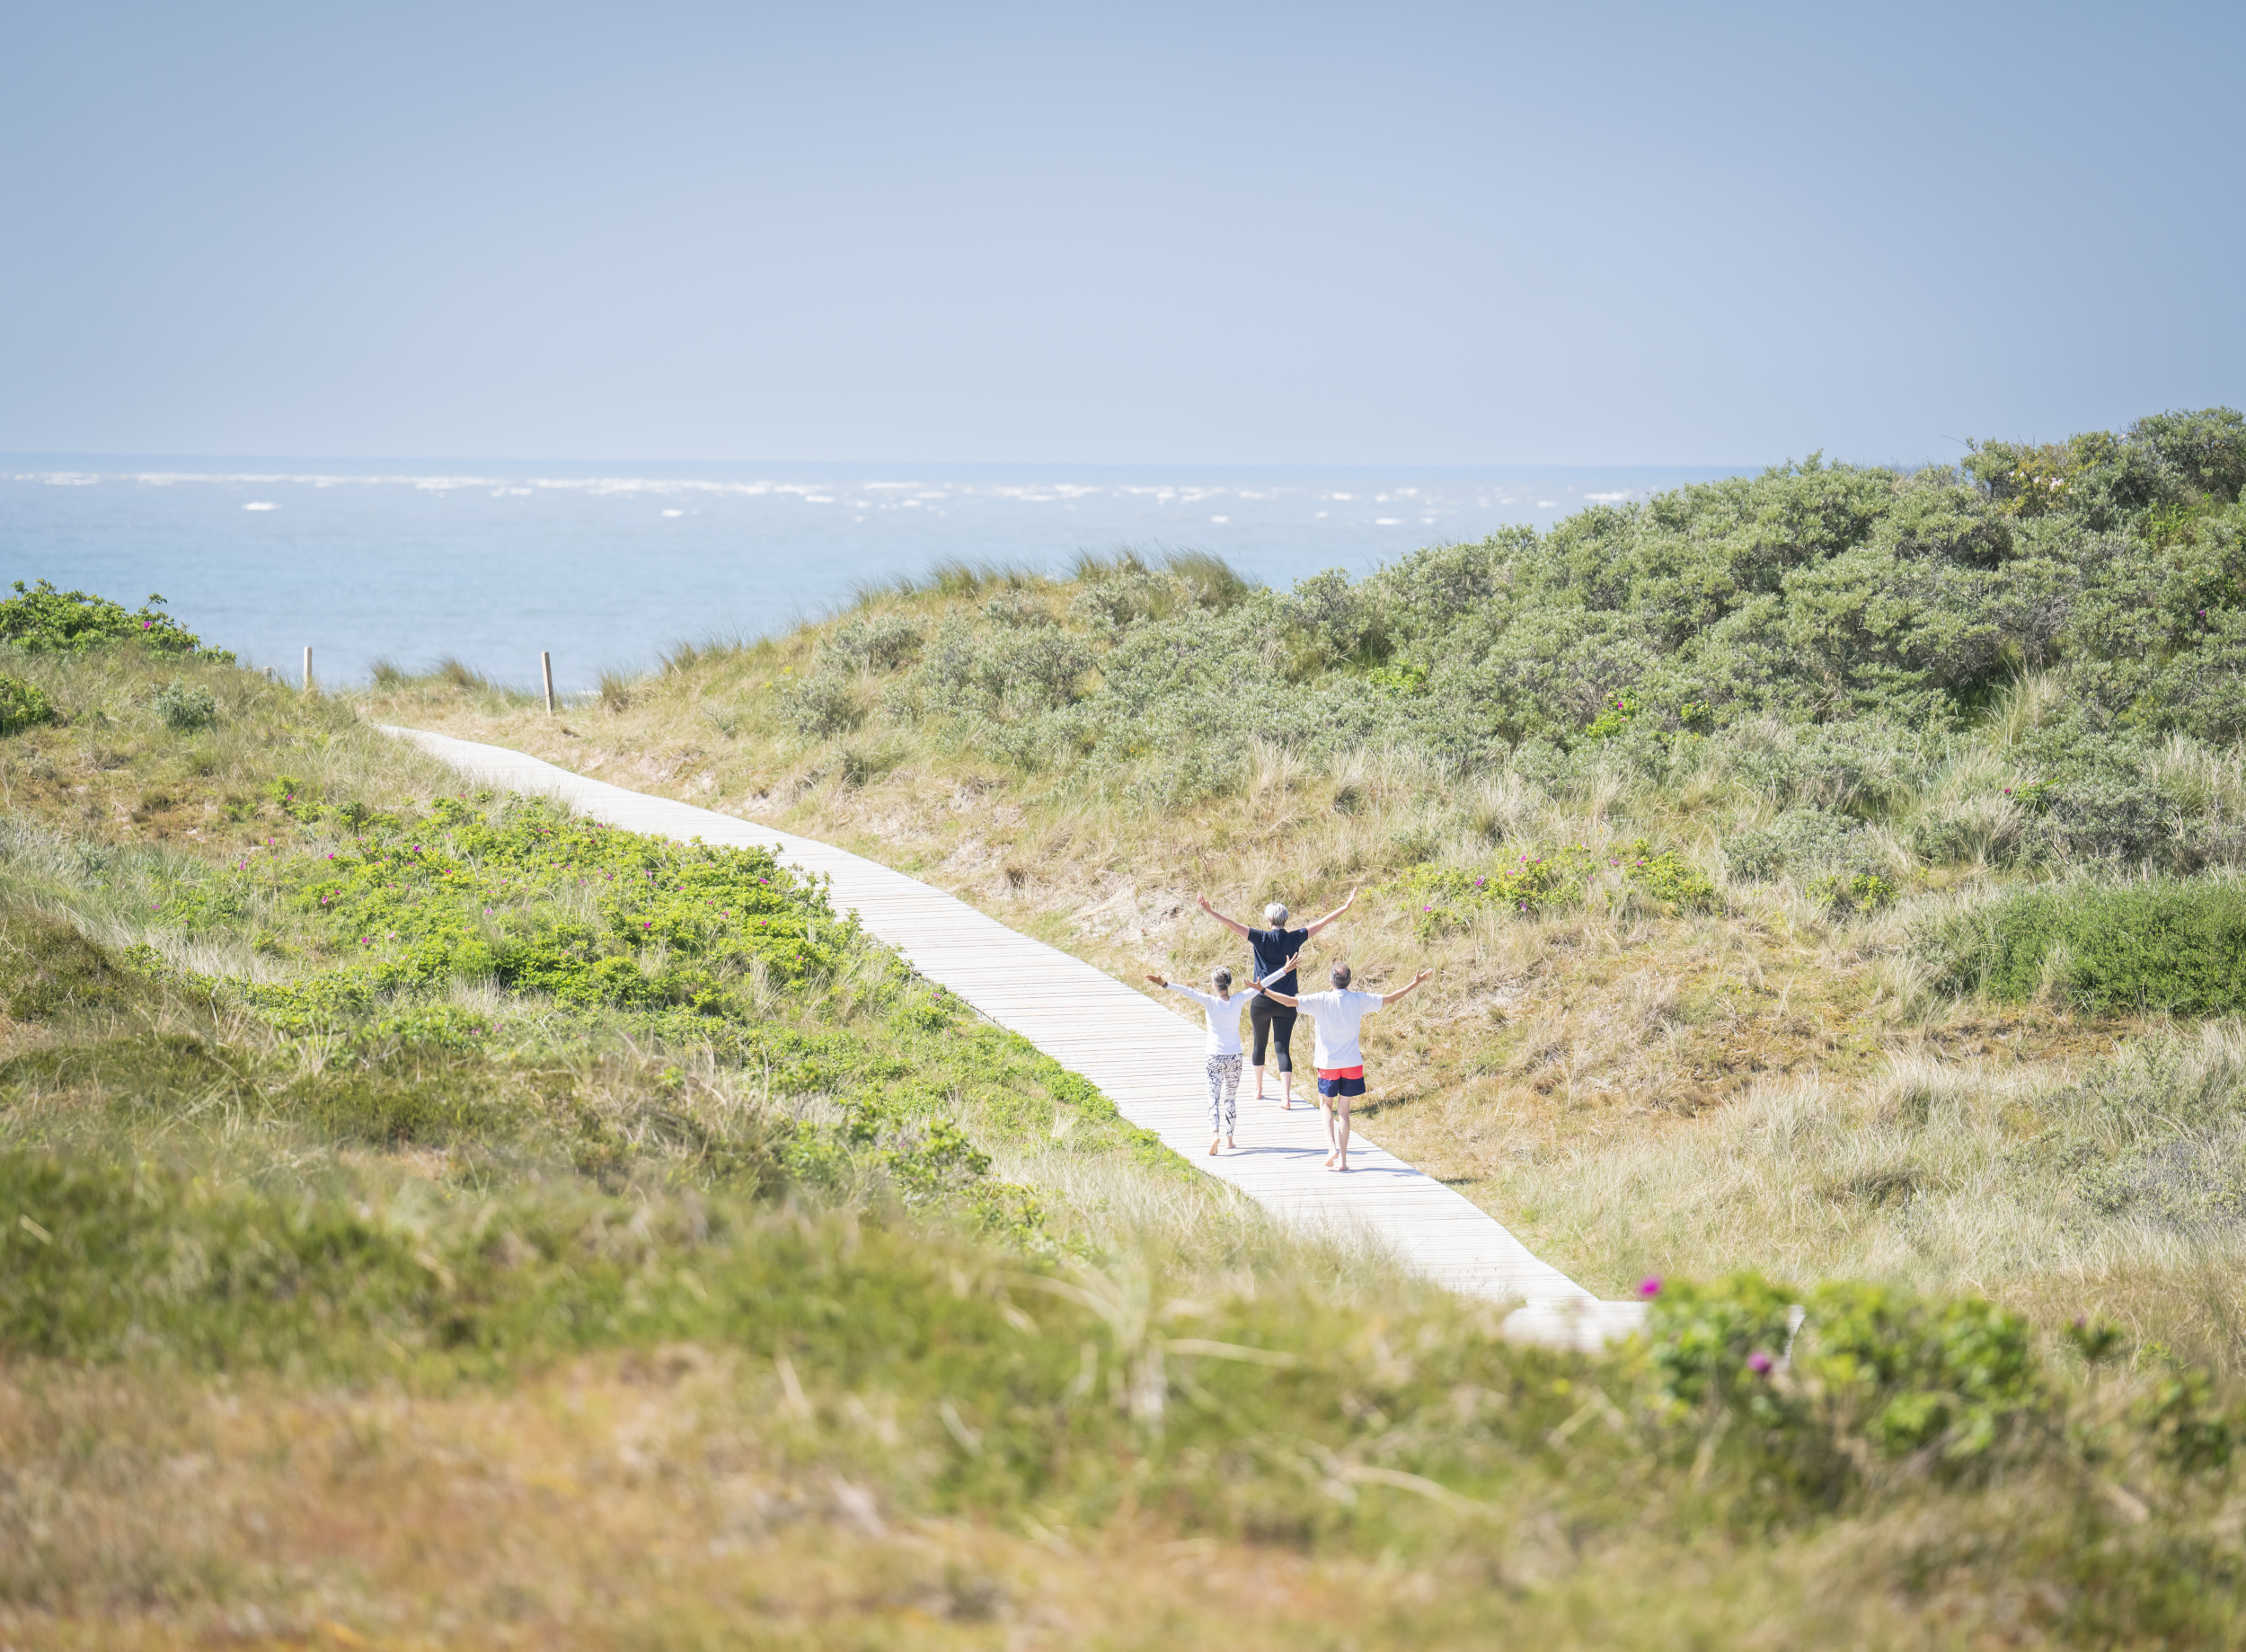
top-left (4, 2), bottom-right (2240, 466)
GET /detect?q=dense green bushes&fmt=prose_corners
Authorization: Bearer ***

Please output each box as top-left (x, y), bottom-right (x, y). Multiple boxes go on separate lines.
top-left (788, 410), bottom-right (2245, 870)
top-left (0, 579), bottom-right (231, 661)
top-left (1922, 879), bottom-right (2246, 1014)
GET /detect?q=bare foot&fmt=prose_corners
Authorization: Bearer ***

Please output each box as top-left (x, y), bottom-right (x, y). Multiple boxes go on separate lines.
top-left (1224, 1135), bottom-right (1236, 1151)
top-left (1328, 1161), bottom-right (1349, 1172)
top-left (1207, 1139), bottom-right (1222, 1155)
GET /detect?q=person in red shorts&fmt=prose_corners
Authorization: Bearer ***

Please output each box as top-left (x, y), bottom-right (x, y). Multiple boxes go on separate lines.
top-left (1253, 955), bottom-right (1430, 1171)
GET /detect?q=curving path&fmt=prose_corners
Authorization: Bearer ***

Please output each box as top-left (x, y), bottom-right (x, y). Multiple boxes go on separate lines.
top-left (385, 727), bottom-right (1646, 1349)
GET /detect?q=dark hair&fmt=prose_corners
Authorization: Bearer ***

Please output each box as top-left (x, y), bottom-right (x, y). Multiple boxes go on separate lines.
top-left (1331, 963), bottom-right (1352, 988)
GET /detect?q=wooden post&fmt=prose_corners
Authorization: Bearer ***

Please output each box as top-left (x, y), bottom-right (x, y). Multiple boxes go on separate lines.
top-left (541, 650), bottom-right (555, 714)
top-left (302, 646), bottom-right (313, 693)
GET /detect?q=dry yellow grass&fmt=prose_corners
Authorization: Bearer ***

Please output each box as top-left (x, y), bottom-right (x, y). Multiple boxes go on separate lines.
top-left (0, 1356), bottom-right (2181, 1651)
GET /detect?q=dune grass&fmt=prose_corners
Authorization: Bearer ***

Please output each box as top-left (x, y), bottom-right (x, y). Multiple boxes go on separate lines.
top-left (378, 611), bottom-right (2246, 1356)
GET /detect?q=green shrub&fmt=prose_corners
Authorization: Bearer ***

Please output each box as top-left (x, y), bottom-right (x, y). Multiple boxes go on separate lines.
top-left (1810, 869), bottom-right (1899, 916)
top-left (1645, 1272), bottom-right (1801, 1423)
top-left (822, 614), bottom-right (922, 672)
top-left (1921, 879), bottom-right (2246, 1013)
top-left (0, 673), bottom-right (56, 735)
top-left (1397, 846), bottom-right (1597, 937)
top-left (976, 624), bottom-right (1092, 711)
top-left (0, 579), bottom-right (230, 660)
top-left (151, 677), bottom-right (218, 730)
top-left (1398, 839), bottom-right (1713, 935)
top-left (1800, 1282), bottom-right (2042, 1461)
top-left (777, 670), bottom-right (857, 736)
top-left (1620, 838), bottom-right (1718, 911)
top-left (1647, 1273), bottom-right (2046, 1468)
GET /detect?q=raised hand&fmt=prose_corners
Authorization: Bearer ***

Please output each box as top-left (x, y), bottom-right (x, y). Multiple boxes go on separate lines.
top-left (1145, 972), bottom-right (1168, 987)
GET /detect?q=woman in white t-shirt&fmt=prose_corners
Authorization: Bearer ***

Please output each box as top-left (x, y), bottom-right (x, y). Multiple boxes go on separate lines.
top-left (1256, 958), bottom-right (1430, 1172)
top-left (1145, 966), bottom-right (1261, 1155)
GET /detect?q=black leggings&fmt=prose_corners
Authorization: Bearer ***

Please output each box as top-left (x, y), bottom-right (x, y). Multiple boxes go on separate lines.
top-left (1249, 995), bottom-right (1297, 1071)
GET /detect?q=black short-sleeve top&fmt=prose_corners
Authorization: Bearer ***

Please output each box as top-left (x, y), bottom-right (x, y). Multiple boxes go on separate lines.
top-left (1247, 926), bottom-right (1311, 995)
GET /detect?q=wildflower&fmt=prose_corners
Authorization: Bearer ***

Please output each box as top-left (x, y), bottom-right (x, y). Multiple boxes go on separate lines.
top-left (1637, 1276), bottom-right (1662, 1298)
top-left (1746, 1349), bottom-right (1774, 1376)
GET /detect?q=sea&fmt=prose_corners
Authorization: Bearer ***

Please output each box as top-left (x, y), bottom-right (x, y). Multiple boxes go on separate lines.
top-left (0, 458), bottom-right (1741, 696)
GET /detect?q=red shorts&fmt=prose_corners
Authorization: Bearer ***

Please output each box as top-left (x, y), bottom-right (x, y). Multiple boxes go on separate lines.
top-left (1316, 1065), bottom-right (1366, 1099)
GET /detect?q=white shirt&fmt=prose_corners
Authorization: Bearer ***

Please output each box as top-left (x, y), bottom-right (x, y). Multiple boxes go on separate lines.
top-left (1166, 983), bottom-right (1259, 1056)
top-left (1292, 987), bottom-right (1384, 1069)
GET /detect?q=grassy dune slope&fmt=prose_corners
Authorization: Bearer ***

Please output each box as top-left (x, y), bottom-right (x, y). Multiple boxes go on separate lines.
top-left (389, 411), bottom-right (2246, 1368)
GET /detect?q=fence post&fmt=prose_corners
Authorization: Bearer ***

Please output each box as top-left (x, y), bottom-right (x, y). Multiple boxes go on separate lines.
top-left (542, 650), bottom-right (555, 714)
top-left (302, 646), bottom-right (313, 693)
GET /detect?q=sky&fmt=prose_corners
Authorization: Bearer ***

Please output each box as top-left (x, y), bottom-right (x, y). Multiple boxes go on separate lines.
top-left (2, 1), bottom-right (2241, 467)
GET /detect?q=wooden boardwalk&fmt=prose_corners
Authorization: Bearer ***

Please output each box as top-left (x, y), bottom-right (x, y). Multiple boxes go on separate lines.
top-left (386, 727), bottom-right (1646, 1348)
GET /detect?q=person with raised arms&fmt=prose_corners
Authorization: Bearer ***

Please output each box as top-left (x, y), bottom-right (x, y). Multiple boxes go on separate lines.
top-left (1144, 965), bottom-right (1262, 1155)
top-left (1253, 955), bottom-right (1430, 1172)
top-left (1193, 888), bottom-right (1357, 1110)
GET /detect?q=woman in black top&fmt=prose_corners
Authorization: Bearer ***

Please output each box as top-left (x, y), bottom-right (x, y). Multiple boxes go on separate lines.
top-left (1194, 888), bottom-right (1357, 1109)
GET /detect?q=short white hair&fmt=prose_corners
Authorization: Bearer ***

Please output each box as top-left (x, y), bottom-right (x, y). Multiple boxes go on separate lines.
top-left (1264, 902), bottom-right (1289, 926)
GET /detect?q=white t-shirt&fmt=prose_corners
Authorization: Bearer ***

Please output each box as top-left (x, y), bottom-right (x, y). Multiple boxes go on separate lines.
top-left (1167, 983), bottom-right (1259, 1056)
top-left (1292, 987), bottom-right (1384, 1069)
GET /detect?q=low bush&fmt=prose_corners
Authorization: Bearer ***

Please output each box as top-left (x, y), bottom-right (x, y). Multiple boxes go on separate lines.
top-left (1921, 878), bottom-right (2246, 1013)
top-left (0, 579), bottom-right (230, 660)
top-left (1397, 846), bottom-right (1597, 936)
top-left (1810, 868), bottom-right (1899, 916)
top-left (151, 677), bottom-right (217, 730)
top-left (777, 670), bottom-right (857, 735)
top-left (0, 673), bottom-right (56, 736)
top-left (1725, 808), bottom-right (1871, 883)
top-left (822, 613), bottom-right (921, 672)
top-left (1397, 839), bottom-right (1714, 937)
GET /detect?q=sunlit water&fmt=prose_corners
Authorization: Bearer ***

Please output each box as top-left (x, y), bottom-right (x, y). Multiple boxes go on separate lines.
top-left (2, 458), bottom-right (1741, 695)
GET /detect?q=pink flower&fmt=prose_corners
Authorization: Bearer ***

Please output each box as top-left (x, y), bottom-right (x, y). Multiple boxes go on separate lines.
top-left (1746, 1349), bottom-right (1774, 1375)
top-left (1637, 1277), bottom-right (1662, 1298)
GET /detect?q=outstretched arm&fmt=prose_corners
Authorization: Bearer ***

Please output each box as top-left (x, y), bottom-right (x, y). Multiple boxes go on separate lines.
top-left (1379, 968), bottom-right (1433, 1009)
top-left (1195, 893), bottom-right (1252, 940)
top-left (1251, 953), bottom-right (1304, 1007)
top-left (1303, 886), bottom-right (1360, 939)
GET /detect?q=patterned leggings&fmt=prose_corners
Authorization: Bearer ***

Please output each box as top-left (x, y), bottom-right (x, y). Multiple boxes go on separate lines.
top-left (1205, 1054), bottom-right (1242, 1136)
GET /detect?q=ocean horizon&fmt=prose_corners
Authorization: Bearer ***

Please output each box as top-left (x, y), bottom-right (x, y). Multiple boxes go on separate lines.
top-left (3, 455), bottom-right (1746, 695)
